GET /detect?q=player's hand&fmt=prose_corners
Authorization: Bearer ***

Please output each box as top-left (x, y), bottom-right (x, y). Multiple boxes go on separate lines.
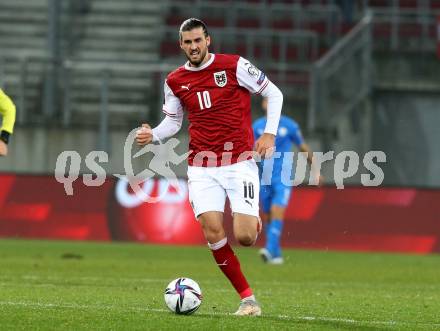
top-left (310, 170), bottom-right (324, 186)
top-left (318, 175), bottom-right (324, 187)
top-left (135, 123), bottom-right (153, 146)
top-left (0, 140), bottom-right (8, 156)
top-left (255, 133), bottom-right (275, 159)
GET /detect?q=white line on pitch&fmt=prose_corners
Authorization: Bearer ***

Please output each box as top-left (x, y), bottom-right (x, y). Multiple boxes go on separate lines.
top-left (0, 301), bottom-right (439, 328)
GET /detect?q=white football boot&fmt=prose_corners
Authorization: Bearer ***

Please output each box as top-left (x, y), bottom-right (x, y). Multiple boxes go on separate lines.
top-left (259, 248), bottom-right (272, 263)
top-left (233, 299), bottom-right (262, 316)
top-left (268, 256), bottom-right (284, 265)
top-left (259, 248), bottom-right (284, 264)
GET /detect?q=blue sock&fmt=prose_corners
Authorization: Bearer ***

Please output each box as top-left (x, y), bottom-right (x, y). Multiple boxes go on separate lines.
top-left (264, 222), bottom-right (273, 254)
top-left (266, 219), bottom-right (283, 258)
top-left (264, 222), bottom-right (270, 238)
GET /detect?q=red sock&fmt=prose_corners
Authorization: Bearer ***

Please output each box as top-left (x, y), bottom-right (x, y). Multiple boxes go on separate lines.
top-left (209, 238), bottom-right (253, 299)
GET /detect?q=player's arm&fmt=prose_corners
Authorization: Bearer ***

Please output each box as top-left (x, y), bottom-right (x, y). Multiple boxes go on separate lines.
top-left (236, 57), bottom-right (283, 158)
top-left (257, 82), bottom-right (283, 157)
top-left (290, 121), bottom-right (323, 185)
top-left (298, 143), bottom-right (314, 166)
top-left (298, 143), bottom-right (324, 186)
top-left (136, 81), bottom-right (184, 146)
top-left (0, 89), bottom-right (16, 156)
top-left (297, 141), bottom-right (324, 185)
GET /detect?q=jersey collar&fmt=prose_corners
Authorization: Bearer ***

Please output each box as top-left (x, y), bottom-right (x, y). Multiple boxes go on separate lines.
top-left (184, 53), bottom-right (215, 71)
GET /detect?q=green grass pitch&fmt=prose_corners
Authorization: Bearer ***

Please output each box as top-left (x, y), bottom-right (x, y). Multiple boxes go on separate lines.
top-left (0, 239), bottom-right (439, 330)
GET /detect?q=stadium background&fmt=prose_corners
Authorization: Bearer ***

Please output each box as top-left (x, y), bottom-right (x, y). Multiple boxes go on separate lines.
top-left (1, 0), bottom-right (440, 253)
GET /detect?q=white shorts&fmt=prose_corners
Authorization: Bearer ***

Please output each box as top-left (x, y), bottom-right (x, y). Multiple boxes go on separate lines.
top-left (187, 159), bottom-right (260, 218)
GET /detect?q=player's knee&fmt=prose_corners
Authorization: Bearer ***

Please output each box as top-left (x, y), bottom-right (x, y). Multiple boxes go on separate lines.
top-left (235, 232), bottom-right (255, 247)
top-left (203, 226), bottom-right (225, 243)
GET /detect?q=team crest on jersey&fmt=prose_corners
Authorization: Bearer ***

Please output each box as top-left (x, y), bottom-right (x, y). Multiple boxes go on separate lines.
top-left (213, 70), bottom-right (227, 87)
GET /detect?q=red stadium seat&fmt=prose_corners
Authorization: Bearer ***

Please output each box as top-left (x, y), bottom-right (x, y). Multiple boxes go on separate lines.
top-left (373, 22), bottom-right (392, 38)
top-left (431, 0), bottom-right (440, 8)
top-left (317, 46), bottom-right (328, 58)
top-left (236, 18), bottom-right (261, 29)
top-left (253, 44), bottom-right (265, 59)
top-left (398, 23), bottom-right (423, 37)
top-left (166, 16), bottom-right (183, 27)
top-left (341, 22), bottom-right (355, 34)
top-left (307, 21), bottom-right (327, 34)
top-left (160, 41), bottom-right (180, 57)
top-left (268, 43), bottom-right (292, 61)
top-left (270, 19), bottom-right (294, 31)
top-left (368, 0), bottom-right (389, 7)
top-left (235, 44), bottom-right (248, 57)
top-left (286, 45), bottom-right (300, 60)
top-left (203, 18), bottom-right (226, 28)
top-left (398, 0), bottom-right (418, 8)
top-left (428, 23), bottom-right (437, 38)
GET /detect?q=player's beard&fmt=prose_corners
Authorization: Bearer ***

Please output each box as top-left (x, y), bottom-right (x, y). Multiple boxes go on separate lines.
top-left (186, 47), bottom-right (208, 67)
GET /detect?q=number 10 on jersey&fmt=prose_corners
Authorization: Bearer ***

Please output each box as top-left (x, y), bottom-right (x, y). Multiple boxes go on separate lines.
top-left (197, 91), bottom-right (211, 110)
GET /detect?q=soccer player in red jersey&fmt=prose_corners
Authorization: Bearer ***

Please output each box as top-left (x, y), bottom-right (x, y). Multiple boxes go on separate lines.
top-left (136, 18), bottom-right (283, 316)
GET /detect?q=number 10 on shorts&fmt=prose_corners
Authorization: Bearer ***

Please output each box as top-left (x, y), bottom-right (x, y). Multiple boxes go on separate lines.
top-left (243, 181), bottom-right (254, 199)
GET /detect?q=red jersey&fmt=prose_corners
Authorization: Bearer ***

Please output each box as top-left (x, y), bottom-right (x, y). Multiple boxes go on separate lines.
top-left (163, 53), bottom-right (269, 167)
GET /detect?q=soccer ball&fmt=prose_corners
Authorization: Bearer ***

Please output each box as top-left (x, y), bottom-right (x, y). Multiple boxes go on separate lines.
top-left (164, 277), bottom-right (202, 315)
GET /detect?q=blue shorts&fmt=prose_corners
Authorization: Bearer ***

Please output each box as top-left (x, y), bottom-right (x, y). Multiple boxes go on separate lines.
top-left (260, 182), bottom-right (293, 213)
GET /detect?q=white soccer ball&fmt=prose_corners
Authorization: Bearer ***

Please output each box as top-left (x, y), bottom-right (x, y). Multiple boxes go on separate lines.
top-left (164, 277), bottom-right (202, 315)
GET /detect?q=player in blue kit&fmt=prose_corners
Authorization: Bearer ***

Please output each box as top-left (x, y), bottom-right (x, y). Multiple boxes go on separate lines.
top-left (253, 98), bottom-right (322, 264)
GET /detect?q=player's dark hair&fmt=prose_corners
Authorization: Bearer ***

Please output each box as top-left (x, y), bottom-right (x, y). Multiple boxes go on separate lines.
top-left (179, 18), bottom-right (209, 40)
